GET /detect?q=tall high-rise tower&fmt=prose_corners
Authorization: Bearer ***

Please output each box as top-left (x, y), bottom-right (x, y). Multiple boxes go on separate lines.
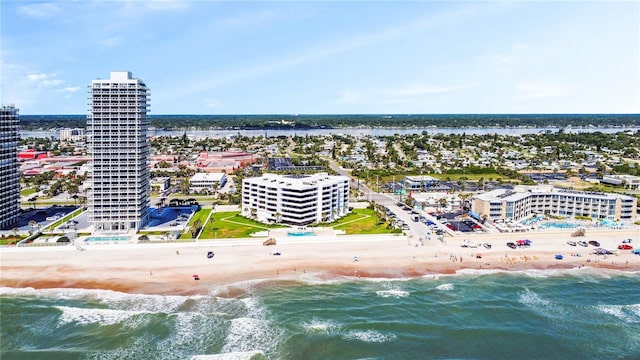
top-left (0, 105), bottom-right (20, 230)
top-left (87, 72), bottom-right (150, 233)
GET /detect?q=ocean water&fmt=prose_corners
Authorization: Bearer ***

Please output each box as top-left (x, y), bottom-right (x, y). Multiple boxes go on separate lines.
top-left (2, 270), bottom-right (639, 360)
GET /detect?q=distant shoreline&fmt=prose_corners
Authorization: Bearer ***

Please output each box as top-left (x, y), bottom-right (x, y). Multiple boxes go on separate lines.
top-left (16, 113), bottom-right (640, 131)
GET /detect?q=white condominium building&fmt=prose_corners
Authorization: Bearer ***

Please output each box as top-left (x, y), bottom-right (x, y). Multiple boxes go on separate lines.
top-left (87, 71), bottom-right (150, 232)
top-left (189, 172), bottom-right (227, 192)
top-left (0, 105), bottom-right (20, 230)
top-left (60, 128), bottom-right (86, 142)
top-left (472, 185), bottom-right (637, 223)
top-left (242, 173), bottom-right (350, 226)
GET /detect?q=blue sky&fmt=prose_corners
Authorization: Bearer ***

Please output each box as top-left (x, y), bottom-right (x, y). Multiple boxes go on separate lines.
top-left (1, 1), bottom-right (638, 115)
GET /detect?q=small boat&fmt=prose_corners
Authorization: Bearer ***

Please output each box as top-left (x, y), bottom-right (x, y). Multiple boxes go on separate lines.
top-left (483, 243), bottom-right (492, 249)
top-left (567, 241), bottom-right (576, 246)
top-left (578, 241), bottom-right (588, 247)
top-left (589, 240), bottom-right (600, 247)
top-left (555, 254), bottom-right (564, 260)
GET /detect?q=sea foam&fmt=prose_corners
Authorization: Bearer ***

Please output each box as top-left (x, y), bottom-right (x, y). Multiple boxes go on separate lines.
top-left (376, 289), bottom-right (409, 298)
top-left (435, 283), bottom-right (454, 291)
top-left (343, 329), bottom-right (396, 343)
top-left (190, 351), bottom-right (266, 360)
top-left (55, 305), bottom-right (152, 326)
top-left (597, 304), bottom-right (640, 324)
top-left (518, 287), bottom-right (567, 320)
top-left (303, 318), bottom-right (340, 333)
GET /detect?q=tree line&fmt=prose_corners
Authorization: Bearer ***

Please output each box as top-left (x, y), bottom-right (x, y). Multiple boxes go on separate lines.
top-left (18, 114), bottom-right (639, 130)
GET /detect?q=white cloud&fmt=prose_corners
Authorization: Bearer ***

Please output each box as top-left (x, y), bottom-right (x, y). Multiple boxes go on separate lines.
top-left (17, 2), bottom-right (61, 18)
top-left (514, 81), bottom-right (574, 100)
top-left (61, 86), bottom-right (82, 93)
top-left (26, 73), bottom-right (48, 81)
top-left (26, 73), bottom-right (63, 88)
top-left (161, 3), bottom-right (487, 103)
top-left (0, 66), bottom-right (78, 112)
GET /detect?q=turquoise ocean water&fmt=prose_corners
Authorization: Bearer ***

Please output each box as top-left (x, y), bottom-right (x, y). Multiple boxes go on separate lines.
top-left (2, 269), bottom-right (639, 360)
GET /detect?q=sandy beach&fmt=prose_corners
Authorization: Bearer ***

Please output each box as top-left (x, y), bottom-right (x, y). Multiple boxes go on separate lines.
top-left (1, 229), bottom-right (638, 296)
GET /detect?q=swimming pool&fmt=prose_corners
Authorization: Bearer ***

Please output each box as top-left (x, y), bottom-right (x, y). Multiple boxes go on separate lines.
top-left (85, 236), bottom-right (130, 243)
top-left (148, 207), bottom-right (195, 227)
top-left (288, 231), bottom-right (315, 237)
top-left (539, 222), bottom-right (581, 229)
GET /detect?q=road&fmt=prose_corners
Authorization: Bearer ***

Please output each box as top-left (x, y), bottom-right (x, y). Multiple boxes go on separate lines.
top-left (326, 158), bottom-right (453, 242)
top-left (326, 158), bottom-right (397, 206)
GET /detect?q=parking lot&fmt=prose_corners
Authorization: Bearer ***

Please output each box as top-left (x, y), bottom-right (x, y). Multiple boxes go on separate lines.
top-left (12, 206), bottom-right (79, 231)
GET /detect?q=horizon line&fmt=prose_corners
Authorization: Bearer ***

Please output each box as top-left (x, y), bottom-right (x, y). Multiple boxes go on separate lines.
top-left (15, 112), bottom-right (640, 117)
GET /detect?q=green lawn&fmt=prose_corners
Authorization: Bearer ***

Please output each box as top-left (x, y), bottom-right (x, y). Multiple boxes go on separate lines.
top-left (199, 211), bottom-right (284, 239)
top-left (364, 173), bottom-right (513, 190)
top-left (179, 208), bottom-right (212, 239)
top-left (20, 187), bottom-right (38, 196)
top-left (432, 173), bottom-right (511, 181)
top-left (198, 208), bottom-right (399, 239)
top-left (44, 207), bottom-right (85, 231)
top-left (0, 236), bottom-right (23, 246)
top-left (331, 207), bottom-right (401, 235)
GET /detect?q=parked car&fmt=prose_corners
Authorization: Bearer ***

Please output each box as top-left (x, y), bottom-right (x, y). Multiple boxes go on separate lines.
top-left (618, 244), bottom-right (633, 250)
top-left (588, 240), bottom-right (600, 247)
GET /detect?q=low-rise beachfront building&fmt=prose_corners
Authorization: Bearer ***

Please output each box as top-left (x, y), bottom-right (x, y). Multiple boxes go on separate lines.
top-left (601, 175), bottom-right (640, 190)
top-left (189, 172), bottom-right (226, 192)
top-left (242, 173), bottom-right (350, 226)
top-left (472, 185), bottom-right (637, 223)
top-left (401, 175), bottom-right (440, 191)
top-left (150, 177), bottom-right (171, 193)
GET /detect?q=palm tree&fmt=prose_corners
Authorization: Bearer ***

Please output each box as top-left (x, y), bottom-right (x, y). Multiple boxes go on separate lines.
top-left (11, 228), bottom-right (19, 242)
top-left (28, 220), bottom-right (37, 234)
top-left (436, 197), bottom-right (448, 213)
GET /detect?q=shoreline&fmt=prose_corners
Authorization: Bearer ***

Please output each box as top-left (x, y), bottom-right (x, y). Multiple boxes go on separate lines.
top-left (1, 229), bottom-right (638, 296)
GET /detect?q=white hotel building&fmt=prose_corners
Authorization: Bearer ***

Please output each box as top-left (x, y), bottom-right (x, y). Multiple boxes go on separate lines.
top-left (87, 72), bottom-right (151, 232)
top-left (472, 185), bottom-right (637, 223)
top-left (0, 105), bottom-right (20, 230)
top-left (242, 173), bottom-right (350, 226)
